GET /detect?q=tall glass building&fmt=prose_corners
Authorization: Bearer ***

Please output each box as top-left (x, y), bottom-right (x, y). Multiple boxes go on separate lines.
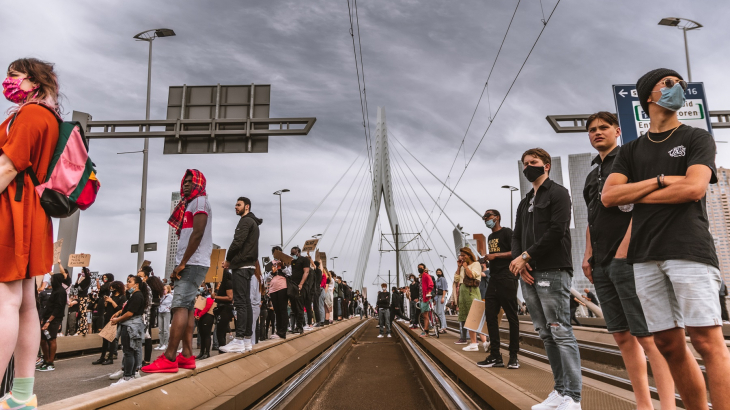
top-left (165, 192), bottom-right (181, 280)
top-left (568, 153), bottom-right (595, 292)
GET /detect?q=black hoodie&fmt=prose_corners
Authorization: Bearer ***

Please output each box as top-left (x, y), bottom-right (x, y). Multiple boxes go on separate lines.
top-left (226, 212), bottom-right (263, 268)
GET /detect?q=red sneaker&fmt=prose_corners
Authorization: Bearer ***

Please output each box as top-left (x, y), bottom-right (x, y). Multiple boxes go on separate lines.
top-left (177, 353), bottom-right (196, 370)
top-left (141, 354), bottom-right (179, 373)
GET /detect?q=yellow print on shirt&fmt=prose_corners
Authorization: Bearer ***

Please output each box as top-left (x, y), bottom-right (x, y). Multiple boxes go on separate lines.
top-left (489, 238), bottom-right (501, 253)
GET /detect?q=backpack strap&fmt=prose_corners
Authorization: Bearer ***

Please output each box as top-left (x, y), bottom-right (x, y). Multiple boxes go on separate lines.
top-left (13, 167), bottom-right (40, 203)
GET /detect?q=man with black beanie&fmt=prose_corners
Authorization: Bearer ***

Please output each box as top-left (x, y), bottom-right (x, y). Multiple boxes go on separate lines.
top-left (604, 68), bottom-right (730, 409)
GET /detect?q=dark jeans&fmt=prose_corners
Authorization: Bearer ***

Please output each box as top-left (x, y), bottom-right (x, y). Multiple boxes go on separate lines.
top-left (288, 279), bottom-right (305, 330)
top-left (101, 337), bottom-right (118, 359)
top-left (303, 286), bottom-right (314, 325)
top-left (258, 308), bottom-right (268, 341)
top-left (198, 313), bottom-right (214, 352)
top-left (266, 308), bottom-right (276, 336)
top-left (120, 326), bottom-right (140, 378)
top-left (270, 289), bottom-right (289, 338)
top-left (215, 305), bottom-right (234, 348)
top-left (334, 297), bottom-right (342, 318)
top-left (92, 314), bottom-right (104, 333)
top-left (313, 288), bottom-right (322, 323)
top-left (232, 268), bottom-right (254, 338)
top-left (410, 301), bottom-right (419, 325)
top-left (484, 275), bottom-right (520, 356)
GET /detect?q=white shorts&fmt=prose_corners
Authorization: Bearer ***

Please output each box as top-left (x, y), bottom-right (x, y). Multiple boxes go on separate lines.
top-left (633, 260), bottom-right (722, 332)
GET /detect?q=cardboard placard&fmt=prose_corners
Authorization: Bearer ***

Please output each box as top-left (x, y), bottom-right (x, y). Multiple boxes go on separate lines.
top-left (303, 239), bottom-right (319, 253)
top-left (194, 295), bottom-right (207, 311)
top-left (68, 253), bottom-right (91, 268)
top-left (99, 321), bottom-right (117, 342)
top-left (140, 260), bottom-right (151, 269)
top-left (316, 251), bottom-right (327, 270)
top-left (463, 299), bottom-right (487, 335)
top-left (273, 250), bottom-right (293, 267)
top-left (53, 239), bottom-right (63, 264)
top-left (205, 249), bottom-right (227, 283)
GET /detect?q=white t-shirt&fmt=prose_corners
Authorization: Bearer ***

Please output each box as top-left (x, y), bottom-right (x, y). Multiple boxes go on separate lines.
top-left (175, 196), bottom-right (213, 267)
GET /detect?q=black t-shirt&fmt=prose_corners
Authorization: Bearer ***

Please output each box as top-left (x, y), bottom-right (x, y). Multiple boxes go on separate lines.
top-left (122, 291), bottom-right (146, 317)
top-left (43, 289), bottom-right (67, 321)
top-left (290, 256), bottom-right (311, 283)
top-left (217, 271), bottom-right (233, 306)
top-left (311, 268), bottom-right (323, 290)
top-left (611, 124), bottom-right (719, 268)
top-left (586, 291), bottom-right (598, 305)
top-left (409, 281), bottom-right (420, 300)
top-left (488, 227), bottom-right (513, 278)
top-left (584, 147), bottom-right (633, 265)
top-left (105, 293), bottom-right (126, 321)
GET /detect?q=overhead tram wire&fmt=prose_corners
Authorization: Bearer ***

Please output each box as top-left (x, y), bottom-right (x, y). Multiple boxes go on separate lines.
top-left (336, 175), bottom-right (371, 258)
top-left (424, 0), bottom-right (523, 224)
top-left (329, 160), bottom-right (371, 249)
top-left (423, 0), bottom-right (561, 240)
top-left (346, 0), bottom-right (374, 176)
top-left (344, 187), bottom-right (374, 265)
top-left (320, 156), bottom-right (368, 242)
top-left (283, 151), bottom-right (363, 249)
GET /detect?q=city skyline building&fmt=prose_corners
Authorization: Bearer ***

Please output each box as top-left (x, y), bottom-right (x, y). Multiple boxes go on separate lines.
top-left (568, 153), bottom-right (595, 292)
top-left (165, 192), bottom-right (181, 279)
top-left (706, 167), bottom-right (730, 285)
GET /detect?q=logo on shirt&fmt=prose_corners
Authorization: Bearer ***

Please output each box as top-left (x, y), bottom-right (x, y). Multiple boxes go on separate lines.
top-left (668, 145), bottom-right (686, 158)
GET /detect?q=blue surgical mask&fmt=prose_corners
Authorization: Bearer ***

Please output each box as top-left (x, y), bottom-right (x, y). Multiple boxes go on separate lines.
top-left (655, 83), bottom-right (686, 112)
top-left (291, 254), bottom-right (298, 260)
top-left (485, 219), bottom-right (496, 229)
top-left (198, 287), bottom-right (205, 293)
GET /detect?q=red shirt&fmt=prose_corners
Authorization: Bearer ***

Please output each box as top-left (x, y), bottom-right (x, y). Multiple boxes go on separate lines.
top-left (421, 273), bottom-right (434, 302)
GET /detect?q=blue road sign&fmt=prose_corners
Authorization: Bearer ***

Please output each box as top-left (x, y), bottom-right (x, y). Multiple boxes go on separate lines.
top-left (612, 83), bottom-right (713, 144)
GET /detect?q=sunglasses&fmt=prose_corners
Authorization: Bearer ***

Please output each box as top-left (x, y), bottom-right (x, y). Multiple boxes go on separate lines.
top-left (653, 77), bottom-right (687, 92)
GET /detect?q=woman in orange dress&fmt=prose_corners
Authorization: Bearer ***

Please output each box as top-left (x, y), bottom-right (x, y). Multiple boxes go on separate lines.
top-left (0, 58), bottom-right (61, 408)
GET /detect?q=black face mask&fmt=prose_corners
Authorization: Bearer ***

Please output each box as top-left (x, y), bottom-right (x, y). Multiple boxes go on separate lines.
top-left (523, 165), bottom-right (545, 182)
top-left (417, 267), bottom-right (424, 274)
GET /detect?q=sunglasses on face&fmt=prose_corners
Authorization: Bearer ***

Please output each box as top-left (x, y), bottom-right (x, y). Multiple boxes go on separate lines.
top-left (653, 77), bottom-right (687, 92)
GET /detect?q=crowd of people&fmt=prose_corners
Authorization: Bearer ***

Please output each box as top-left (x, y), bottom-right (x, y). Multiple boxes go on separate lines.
top-left (1, 55), bottom-right (729, 410)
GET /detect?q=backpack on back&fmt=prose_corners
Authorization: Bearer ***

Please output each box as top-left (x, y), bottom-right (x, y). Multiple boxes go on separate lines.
top-left (11, 102), bottom-right (100, 218)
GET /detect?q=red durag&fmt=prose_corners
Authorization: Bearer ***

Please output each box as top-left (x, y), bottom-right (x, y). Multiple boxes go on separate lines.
top-left (167, 169), bottom-right (207, 237)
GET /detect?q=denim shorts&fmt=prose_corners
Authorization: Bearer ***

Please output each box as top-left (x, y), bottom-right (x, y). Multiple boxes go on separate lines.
top-left (634, 260), bottom-right (723, 332)
top-left (171, 265), bottom-right (208, 310)
top-left (592, 258), bottom-right (650, 337)
top-left (419, 301), bottom-right (431, 312)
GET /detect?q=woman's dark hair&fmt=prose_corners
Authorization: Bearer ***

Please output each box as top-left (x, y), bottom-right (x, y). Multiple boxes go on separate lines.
top-left (146, 275), bottom-right (164, 299)
top-left (77, 270), bottom-right (91, 291)
top-left (129, 276), bottom-right (151, 310)
top-left (436, 269), bottom-right (443, 275)
top-left (50, 273), bottom-right (65, 290)
top-left (140, 265), bottom-right (153, 277)
top-left (102, 273), bottom-right (114, 283)
top-left (110, 281), bottom-right (125, 295)
top-left (7, 58), bottom-right (60, 110)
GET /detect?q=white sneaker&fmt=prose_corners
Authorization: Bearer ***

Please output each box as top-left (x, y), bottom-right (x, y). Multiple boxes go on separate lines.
top-left (377, 334), bottom-right (384, 338)
top-left (303, 325), bottom-right (313, 331)
top-left (555, 396), bottom-right (581, 410)
top-left (177, 348), bottom-right (183, 353)
top-left (244, 338), bottom-right (253, 352)
top-left (532, 390), bottom-right (564, 410)
top-left (134, 371), bottom-right (141, 379)
top-left (387, 334), bottom-right (392, 338)
top-left (108, 370), bottom-right (124, 380)
top-left (462, 343), bottom-right (479, 352)
top-left (482, 340), bottom-right (490, 351)
top-left (269, 334), bottom-right (281, 340)
top-left (220, 338), bottom-right (246, 353)
top-left (156, 344), bottom-right (167, 351)
top-left (110, 377), bottom-right (131, 386)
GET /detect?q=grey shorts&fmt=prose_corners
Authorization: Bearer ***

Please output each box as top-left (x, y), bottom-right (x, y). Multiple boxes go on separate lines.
top-left (634, 260), bottom-right (723, 332)
top-left (592, 258), bottom-right (650, 337)
top-left (171, 265), bottom-right (208, 310)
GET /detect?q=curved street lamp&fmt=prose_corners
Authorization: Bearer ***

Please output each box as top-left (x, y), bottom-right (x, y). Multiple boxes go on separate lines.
top-left (273, 189), bottom-right (290, 247)
top-left (658, 17), bottom-right (702, 81)
top-left (501, 185), bottom-right (519, 228)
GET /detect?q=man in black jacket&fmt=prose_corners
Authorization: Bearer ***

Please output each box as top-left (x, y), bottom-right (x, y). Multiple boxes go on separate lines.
top-left (510, 148), bottom-right (582, 409)
top-left (220, 197), bottom-right (262, 354)
top-left (377, 283), bottom-right (391, 337)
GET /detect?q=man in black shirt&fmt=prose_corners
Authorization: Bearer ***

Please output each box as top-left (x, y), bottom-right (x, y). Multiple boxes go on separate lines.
top-left (408, 274), bottom-right (420, 329)
top-left (582, 111), bottom-right (676, 409)
top-left (603, 68), bottom-right (730, 409)
top-left (309, 258), bottom-right (324, 327)
top-left (510, 148), bottom-right (582, 408)
top-left (477, 209), bottom-right (519, 370)
top-left (289, 246), bottom-right (310, 333)
top-left (213, 270), bottom-right (234, 351)
top-left (376, 283), bottom-right (391, 337)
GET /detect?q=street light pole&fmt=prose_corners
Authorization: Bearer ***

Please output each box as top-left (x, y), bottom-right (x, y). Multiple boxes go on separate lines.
top-left (658, 17), bottom-right (703, 82)
top-left (133, 28), bottom-right (176, 269)
top-left (331, 257), bottom-right (337, 272)
top-left (501, 185), bottom-right (518, 228)
top-left (273, 189), bottom-right (290, 247)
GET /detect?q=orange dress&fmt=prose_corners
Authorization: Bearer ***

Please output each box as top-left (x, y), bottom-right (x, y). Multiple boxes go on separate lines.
top-left (0, 104), bottom-right (59, 282)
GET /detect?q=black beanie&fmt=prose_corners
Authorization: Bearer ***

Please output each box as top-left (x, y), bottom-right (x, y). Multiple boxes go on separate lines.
top-left (636, 68), bottom-right (683, 117)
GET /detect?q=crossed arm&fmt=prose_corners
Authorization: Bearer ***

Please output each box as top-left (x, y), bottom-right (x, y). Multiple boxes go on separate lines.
top-left (602, 164), bottom-right (712, 207)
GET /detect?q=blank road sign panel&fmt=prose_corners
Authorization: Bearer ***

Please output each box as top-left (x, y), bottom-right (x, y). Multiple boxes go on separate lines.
top-left (164, 84), bottom-right (271, 154)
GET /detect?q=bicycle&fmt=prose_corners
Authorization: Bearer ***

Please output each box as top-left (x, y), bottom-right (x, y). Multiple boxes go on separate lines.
top-left (418, 297), bottom-right (441, 338)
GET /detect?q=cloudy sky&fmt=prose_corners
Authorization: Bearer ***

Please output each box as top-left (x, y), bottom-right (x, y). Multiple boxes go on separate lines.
top-left (5, 0), bottom-right (730, 297)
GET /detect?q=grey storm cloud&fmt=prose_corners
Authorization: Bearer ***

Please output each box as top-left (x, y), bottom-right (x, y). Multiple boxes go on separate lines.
top-left (3, 0), bottom-right (730, 295)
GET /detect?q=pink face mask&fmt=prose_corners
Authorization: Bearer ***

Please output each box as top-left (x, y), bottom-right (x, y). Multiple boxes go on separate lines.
top-left (2, 77), bottom-right (38, 104)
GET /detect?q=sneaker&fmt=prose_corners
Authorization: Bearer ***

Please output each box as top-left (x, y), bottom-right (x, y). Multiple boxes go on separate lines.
top-left (110, 377), bottom-right (132, 387)
top-left (177, 348), bottom-right (183, 353)
top-left (419, 332), bottom-right (428, 338)
top-left (35, 357), bottom-right (43, 367)
top-left (555, 396), bottom-right (581, 410)
top-left (532, 390), bottom-right (564, 410)
top-left (454, 339), bottom-right (468, 345)
top-left (37, 363), bottom-right (55, 372)
top-left (141, 355), bottom-right (178, 374)
top-left (477, 355), bottom-right (504, 368)
top-left (177, 353), bottom-right (196, 370)
top-left (35, 362), bottom-right (44, 371)
top-left (508, 355), bottom-right (520, 369)
top-left (269, 334), bottom-right (281, 340)
top-left (303, 326), bottom-right (313, 332)
top-left (109, 370), bottom-right (124, 380)
top-left (377, 334), bottom-right (384, 338)
top-left (0, 393), bottom-right (38, 410)
top-left (387, 334), bottom-right (392, 338)
top-left (134, 371), bottom-right (141, 379)
top-left (462, 343), bottom-right (479, 352)
top-left (243, 338), bottom-right (253, 352)
top-left (220, 338), bottom-right (246, 353)
top-left (482, 340), bottom-right (490, 351)
top-left (155, 344), bottom-right (167, 351)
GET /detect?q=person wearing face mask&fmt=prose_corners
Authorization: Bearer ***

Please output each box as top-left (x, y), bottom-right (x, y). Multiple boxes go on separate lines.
top-left (376, 283), bottom-right (391, 338)
top-left (511, 148), bottom-right (580, 410)
top-left (603, 68), bottom-right (730, 410)
top-left (408, 274), bottom-right (420, 329)
top-left (287, 246), bottom-right (310, 334)
top-left (0, 58), bottom-right (62, 409)
top-left (433, 269), bottom-right (448, 335)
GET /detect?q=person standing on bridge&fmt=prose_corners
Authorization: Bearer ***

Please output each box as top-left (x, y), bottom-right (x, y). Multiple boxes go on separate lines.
top-left (377, 283), bottom-right (391, 338)
top-left (582, 111), bottom-right (676, 410)
top-left (603, 68), bottom-right (730, 410)
top-left (433, 269), bottom-right (448, 334)
top-left (510, 148), bottom-right (582, 410)
top-left (478, 209), bottom-right (520, 370)
top-left (219, 197), bottom-right (262, 353)
top-left (418, 264), bottom-right (434, 338)
top-left (142, 169), bottom-right (212, 374)
top-left (289, 246), bottom-right (310, 333)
